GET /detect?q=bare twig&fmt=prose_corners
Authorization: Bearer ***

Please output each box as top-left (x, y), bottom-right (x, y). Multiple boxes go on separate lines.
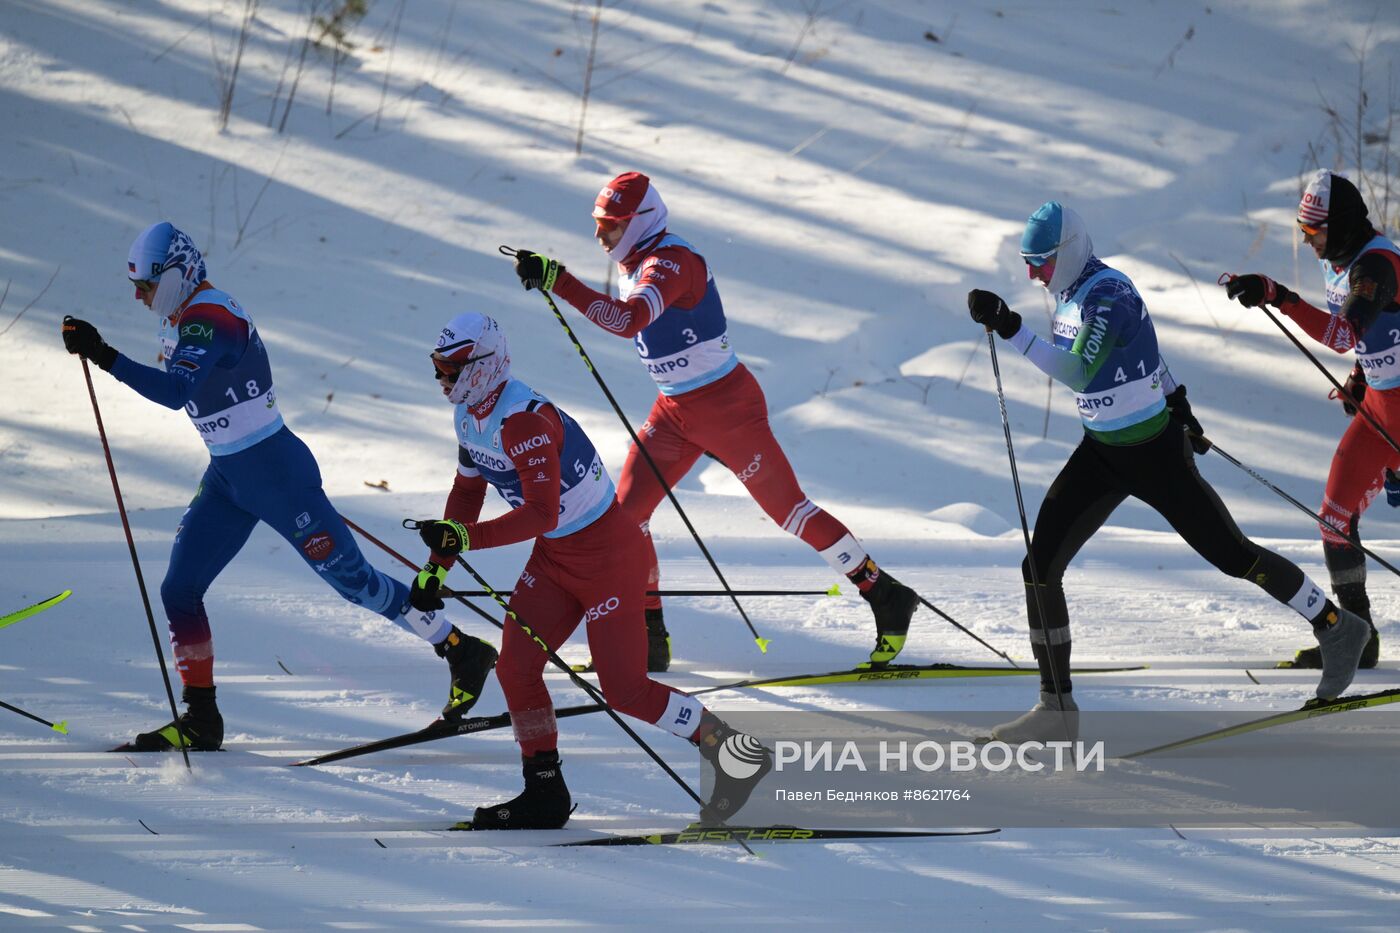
top-left (1153, 25), bottom-right (1194, 78)
top-left (153, 16), bottom-right (206, 63)
top-left (232, 144), bottom-right (289, 249)
top-left (0, 267), bottom-right (60, 339)
top-left (901, 375), bottom-right (935, 406)
top-left (1167, 250), bottom-right (1223, 333)
top-left (780, 0), bottom-right (834, 75)
top-left (219, 0), bottom-right (259, 131)
top-left (953, 340), bottom-right (980, 389)
top-left (374, 0), bottom-right (407, 132)
top-left (575, 0), bottom-right (604, 156)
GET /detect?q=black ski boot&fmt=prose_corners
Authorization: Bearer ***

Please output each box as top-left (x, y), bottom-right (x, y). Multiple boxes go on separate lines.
top-left (695, 712), bottom-right (773, 825)
top-left (646, 607), bottom-right (671, 673)
top-left (435, 626), bottom-right (498, 720)
top-left (127, 685), bottom-right (223, 751)
top-left (469, 750), bottom-right (572, 830)
top-left (862, 571), bottom-right (919, 668)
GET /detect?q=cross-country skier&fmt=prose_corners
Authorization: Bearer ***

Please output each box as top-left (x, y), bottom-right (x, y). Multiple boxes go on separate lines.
top-left (508, 171), bottom-right (918, 672)
top-left (967, 202), bottom-right (1370, 740)
top-left (60, 222), bottom-right (498, 751)
top-left (413, 312), bottom-right (772, 828)
top-left (1223, 171), bottom-right (1397, 670)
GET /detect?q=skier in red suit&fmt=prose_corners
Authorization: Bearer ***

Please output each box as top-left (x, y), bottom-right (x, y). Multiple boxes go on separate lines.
top-left (1224, 171), bottom-right (1400, 670)
top-left (412, 312), bottom-right (771, 828)
top-left (511, 172), bottom-right (919, 672)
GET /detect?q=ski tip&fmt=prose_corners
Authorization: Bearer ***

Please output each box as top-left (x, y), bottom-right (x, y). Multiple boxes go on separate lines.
top-left (449, 821), bottom-right (474, 831)
top-left (1245, 669), bottom-right (1261, 685)
top-left (51, 721), bottom-right (68, 735)
top-left (826, 584), bottom-right (842, 597)
top-left (755, 637), bottom-right (771, 654)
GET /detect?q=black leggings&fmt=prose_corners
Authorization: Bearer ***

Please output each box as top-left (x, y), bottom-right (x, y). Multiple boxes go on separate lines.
top-left (1023, 424), bottom-right (1305, 693)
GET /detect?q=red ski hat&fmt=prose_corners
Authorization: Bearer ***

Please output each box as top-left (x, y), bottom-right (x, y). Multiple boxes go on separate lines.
top-left (593, 172), bottom-right (651, 221)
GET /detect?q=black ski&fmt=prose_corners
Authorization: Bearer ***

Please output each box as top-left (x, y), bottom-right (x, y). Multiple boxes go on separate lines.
top-left (555, 825), bottom-right (1001, 847)
top-left (373, 825), bottom-right (1000, 848)
top-left (290, 703), bottom-right (605, 767)
top-left (685, 663), bottom-right (1147, 695)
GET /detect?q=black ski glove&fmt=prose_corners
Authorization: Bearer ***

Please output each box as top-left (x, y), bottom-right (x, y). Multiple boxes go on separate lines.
top-left (416, 519), bottom-right (471, 555)
top-left (1165, 384), bottom-right (1210, 454)
top-left (966, 289), bottom-right (1022, 340)
top-left (1223, 273), bottom-right (1296, 309)
top-left (1331, 363), bottom-right (1366, 416)
top-left (513, 250), bottom-right (563, 292)
top-left (410, 561), bottom-right (448, 612)
top-left (61, 316), bottom-right (118, 371)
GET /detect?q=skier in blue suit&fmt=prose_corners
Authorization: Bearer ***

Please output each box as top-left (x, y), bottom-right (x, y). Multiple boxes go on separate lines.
top-left (61, 222), bottom-right (498, 750)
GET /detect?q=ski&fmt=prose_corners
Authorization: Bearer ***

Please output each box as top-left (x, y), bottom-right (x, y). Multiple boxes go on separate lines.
top-left (0, 590), bottom-right (72, 630)
top-left (1122, 688), bottom-right (1400, 758)
top-left (290, 702), bottom-right (605, 767)
top-left (373, 825), bottom-right (1000, 848)
top-left (294, 664), bottom-right (1150, 766)
top-left (686, 663), bottom-right (1148, 695)
top-left (555, 826), bottom-right (1001, 847)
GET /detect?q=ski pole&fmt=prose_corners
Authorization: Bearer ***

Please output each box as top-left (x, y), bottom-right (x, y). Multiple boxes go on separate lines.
top-left (0, 698), bottom-right (68, 734)
top-left (1201, 436), bottom-right (1400, 580)
top-left (444, 586), bottom-right (842, 599)
top-left (499, 246), bottom-right (769, 656)
top-left (0, 590), bottom-right (72, 630)
top-left (912, 593), bottom-right (1020, 667)
top-left (1219, 275), bottom-right (1400, 457)
top-left (343, 515), bottom-right (737, 844)
top-left (985, 330), bottom-right (1074, 742)
top-left (78, 356), bottom-right (189, 769)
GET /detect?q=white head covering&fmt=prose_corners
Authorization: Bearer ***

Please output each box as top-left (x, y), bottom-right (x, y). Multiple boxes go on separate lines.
top-left (434, 312), bottom-right (512, 407)
top-left (594, 172), bottom-right (669, 260)
top-left (127, 222), bottom-right (207, 318)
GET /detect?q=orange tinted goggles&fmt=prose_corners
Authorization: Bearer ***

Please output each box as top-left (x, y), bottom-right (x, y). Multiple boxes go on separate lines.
top-left (1299, 221), bottom-right (1326, 237)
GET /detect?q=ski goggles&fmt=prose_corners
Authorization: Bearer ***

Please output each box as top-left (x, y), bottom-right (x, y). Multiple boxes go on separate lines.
top-left (592, 206), bottom-right (654, 232)
top-left (132, 279), bottom-right (157, 296)
top-left (431, 348), bottom-right (494, 380)
top-left (1298, 220), bottom-right (1326, 237)
top-left (1020, 232), bottom-right (1077, 268)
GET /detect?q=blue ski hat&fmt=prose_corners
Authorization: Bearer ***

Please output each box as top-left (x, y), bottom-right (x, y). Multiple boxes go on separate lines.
top-left (1020, 201), bottom-right (1092, 294)
top-left (127, 221), bottom-right (207, 317)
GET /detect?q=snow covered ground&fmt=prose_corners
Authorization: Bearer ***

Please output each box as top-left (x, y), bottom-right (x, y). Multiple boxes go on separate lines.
top-left (3, 0), bottom-right (1400, 928)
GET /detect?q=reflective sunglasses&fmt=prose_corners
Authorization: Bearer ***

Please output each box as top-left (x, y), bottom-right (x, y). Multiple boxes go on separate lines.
top-left (1020, 232), bottom-right (1075, 268)
top-left (431, 347), bottom-right (495, 380)
top-left (593, 206), bottom-right (654, 232)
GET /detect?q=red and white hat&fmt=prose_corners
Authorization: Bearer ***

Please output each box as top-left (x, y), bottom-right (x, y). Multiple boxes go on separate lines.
top-left (1298, 170), bottom-right (1332, 229)
top-left (593, 172), bottom-right (668, 258)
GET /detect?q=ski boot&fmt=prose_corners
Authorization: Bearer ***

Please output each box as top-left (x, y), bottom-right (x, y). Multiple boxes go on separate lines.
top-left (435, 626), bottom-right (498, 720)
top-left (1314, 608), bottom-right (1371, 700)
top-left (125, 685), bottom-right (224, 751)
top-left (1280, 621), bottom-right (1379, 671)
top-left (862, 571), bottom-right (919, 668)
top-left (982, 690), bottom-right (1078, 744)
top-left (468, 750), bottom-right (572, 830)
top-left (645, 607), bottom-right (671, 673)
top-left (695, 711), bottom-right (773, 825)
